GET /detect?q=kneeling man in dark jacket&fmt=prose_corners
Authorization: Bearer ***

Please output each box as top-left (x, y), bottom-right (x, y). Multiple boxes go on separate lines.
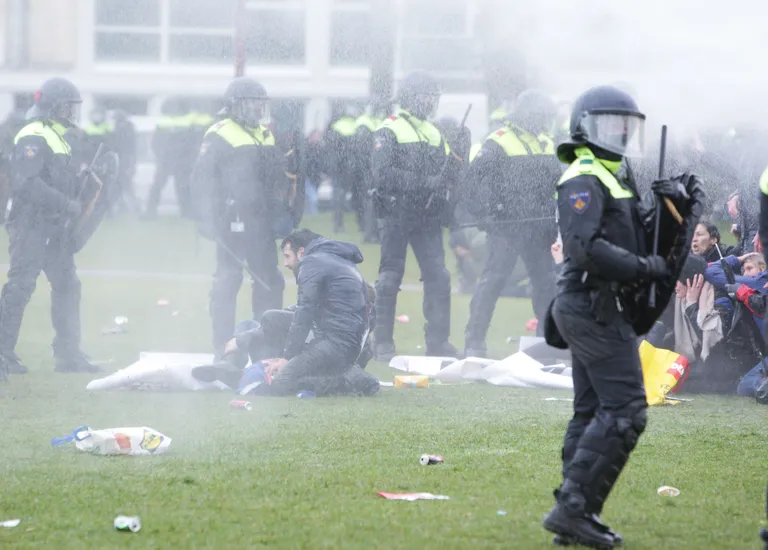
top-left (254, 229), bottom-right (379, 396)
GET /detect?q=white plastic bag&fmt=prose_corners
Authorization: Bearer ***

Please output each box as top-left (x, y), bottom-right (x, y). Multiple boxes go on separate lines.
top-left (74, 426), bottom-right (171, 456)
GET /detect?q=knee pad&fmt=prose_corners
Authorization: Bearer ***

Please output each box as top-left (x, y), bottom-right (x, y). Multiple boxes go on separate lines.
top-left (423, 266), bottom-right (450, 291)
top-left (376, 270), bottom-right (402, 296)
top-left (614, 403), bottom-right (647, 450)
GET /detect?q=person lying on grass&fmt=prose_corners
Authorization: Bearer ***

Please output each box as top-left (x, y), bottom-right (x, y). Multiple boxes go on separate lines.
top-left (194, 229), bottom-right (379, 397)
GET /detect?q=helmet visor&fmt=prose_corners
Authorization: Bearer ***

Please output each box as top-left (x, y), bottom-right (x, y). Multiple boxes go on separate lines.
top-left (581, 112), bottom-right (645, 157)
top-left (234, 98), bottom-right (269, 127)
top-left (59, 102), bottom-right (82, 127)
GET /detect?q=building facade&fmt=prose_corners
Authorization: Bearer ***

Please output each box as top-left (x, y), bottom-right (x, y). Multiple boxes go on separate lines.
top-left (0, 0), bottom-right (491, 131)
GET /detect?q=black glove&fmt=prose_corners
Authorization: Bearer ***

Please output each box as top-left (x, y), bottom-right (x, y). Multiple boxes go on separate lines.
top-left (453, 127), bottom-right (471, 161)
top-left (651, 176), bottom-right (689, 203)
top-left (724, 283), bottom-right (742, 298)
top-left (637, 255), bottom-right (669, 281)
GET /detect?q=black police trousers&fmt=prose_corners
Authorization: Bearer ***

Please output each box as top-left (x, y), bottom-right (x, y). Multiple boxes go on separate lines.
top-left (551, 290), bottom-right (648, 515)
top-left (0, 219), bottom-right (81, 359)
top-left (465, 228), bottom-right (555, 347)
top-left (145, 160), bottom-right (192, 218)
top-left (209, 224), bottom-right (284, 354)
top-left (333, 172), bottom-right (358, 232)
top-left (245, 310), bottom-right (379, 397)
top-left (374, 217), bottom-right (451, 349)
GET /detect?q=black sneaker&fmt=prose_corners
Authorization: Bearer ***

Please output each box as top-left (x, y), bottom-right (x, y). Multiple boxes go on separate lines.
top-left (426, 341), bottom-right (461, 359)
top-left (543, 503), bottom-right (615, 550)
top-left (2, 352), bottom-right (28, 375)
top-left (374, 342), bottom-right (396, 362)
top-left (54, 352), bottom-right (102, 373)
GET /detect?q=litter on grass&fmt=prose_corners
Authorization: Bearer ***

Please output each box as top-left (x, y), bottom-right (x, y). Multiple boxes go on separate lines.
top-left (544, 397), bottom-right (574, 402)
top-left (52, 426), bottom-right (171, 456)
top-left (1, 519), bottom-right (20, 528)
top-left (396, 314), bottom-right (410, 323)
top-left (229, 400), bottom-right (252, 411)
top-left (497, 510), bottom-right (507, 516)
top-left (378, 492), bottom-right (450, 501)
top-left (657, 486), bottom-right (680, 497)
top-left (114, 516), bottom-right (141, 532)
top-left (101, 316), bottom-right (128, 335)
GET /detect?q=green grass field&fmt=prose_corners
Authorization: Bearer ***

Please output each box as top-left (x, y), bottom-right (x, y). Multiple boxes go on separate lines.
top-left (0, 213), bottom-right (764, 549)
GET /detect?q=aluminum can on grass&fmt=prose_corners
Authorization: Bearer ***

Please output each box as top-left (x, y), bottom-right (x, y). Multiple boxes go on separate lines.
top-left (114, 515), bottom-right (141, 532)
top-left (229, 400), bottom-right (253, 411)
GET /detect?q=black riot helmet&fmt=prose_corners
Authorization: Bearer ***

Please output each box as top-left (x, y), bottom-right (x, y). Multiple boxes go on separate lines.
top-left (397, 71), bottom-right (441, 119)
top-left (28, 77), bottom-right (82, 127)
top-left (223, 77), bottom-right (269, 128)
top-left (567, 85), bottom-right (645, 158)
top-left (512, 89), bottom-right (557, 136)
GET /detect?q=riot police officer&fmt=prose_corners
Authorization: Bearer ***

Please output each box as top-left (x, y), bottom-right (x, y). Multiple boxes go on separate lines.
top-left (0, 77), bottom-right (101, 377)
top-left (190, 77), bottom-right (286, 357)
top-left (326, 102), bottom-right (361, 233)
top-left (143, 98), bottom-right (188, 219)
top-left (462, 90), bottom-right (561, 357)
top-left (355, 100), bottom-right (389, 243)
top-left (371, 71), bottom-right (467, 360)
top-left (542, 86), bottom-right (704, 548)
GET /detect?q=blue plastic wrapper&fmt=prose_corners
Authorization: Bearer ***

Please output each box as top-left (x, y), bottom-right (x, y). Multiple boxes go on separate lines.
top-left (237, 361), bottom-right (267, 395)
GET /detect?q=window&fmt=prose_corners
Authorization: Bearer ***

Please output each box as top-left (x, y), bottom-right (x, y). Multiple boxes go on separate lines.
top-left (401, 36), bottom-right (477, 72)
top-left (169, 35), bottom-right (232, 63)
top-left (94, 0), bottom-right (308, 66)
top-left (13, 94), bottom-right (34, 111)
top-left (95, 0), bottom-right (162, 61)
top-left (169, 0), bottom-right (236, 28)
top-left (330, 10), bottom-right (372, 66)
top-left (96, 0), bottom-right (161, 26)
top-left (406, 1), bottom-right (467, 36)
top-left (243, 10), bottom-right (305, 64)
top-left (95, 32), bottom-right (161, 62)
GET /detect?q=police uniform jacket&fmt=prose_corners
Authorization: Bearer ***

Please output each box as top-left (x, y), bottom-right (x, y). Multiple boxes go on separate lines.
top-left (464, 122), bottom-right (560, 228)
top-left (556, 145), bottom-right (648, 292)
top-left (371, 109), bottom-right (460, 220)
top-left (9, 119), bottom-right (76, 223)
top-left (191, 117), bottom-right (284, 232)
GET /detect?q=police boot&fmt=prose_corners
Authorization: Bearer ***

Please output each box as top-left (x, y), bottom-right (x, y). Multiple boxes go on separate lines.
top-left (426, 341), bottom-right (461, 359)
top-left (374, 342), bottom-right (396, 363)
top-left (54, 351), bottom-right (102, 373)
top-left (543, 482), bottom-right (614, 550)
top-left (552, 515), bottom-right (622, 547)
top-left (1, 351), bottom-right (28, 374)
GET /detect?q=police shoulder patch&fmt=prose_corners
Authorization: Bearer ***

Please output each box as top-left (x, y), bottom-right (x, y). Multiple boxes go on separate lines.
top-left (386, 115), bottom-right (397, 121)
top-left (23, 144), bottom-right (38, 158)
top-left (568, 190), bottom-right (591, 214)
